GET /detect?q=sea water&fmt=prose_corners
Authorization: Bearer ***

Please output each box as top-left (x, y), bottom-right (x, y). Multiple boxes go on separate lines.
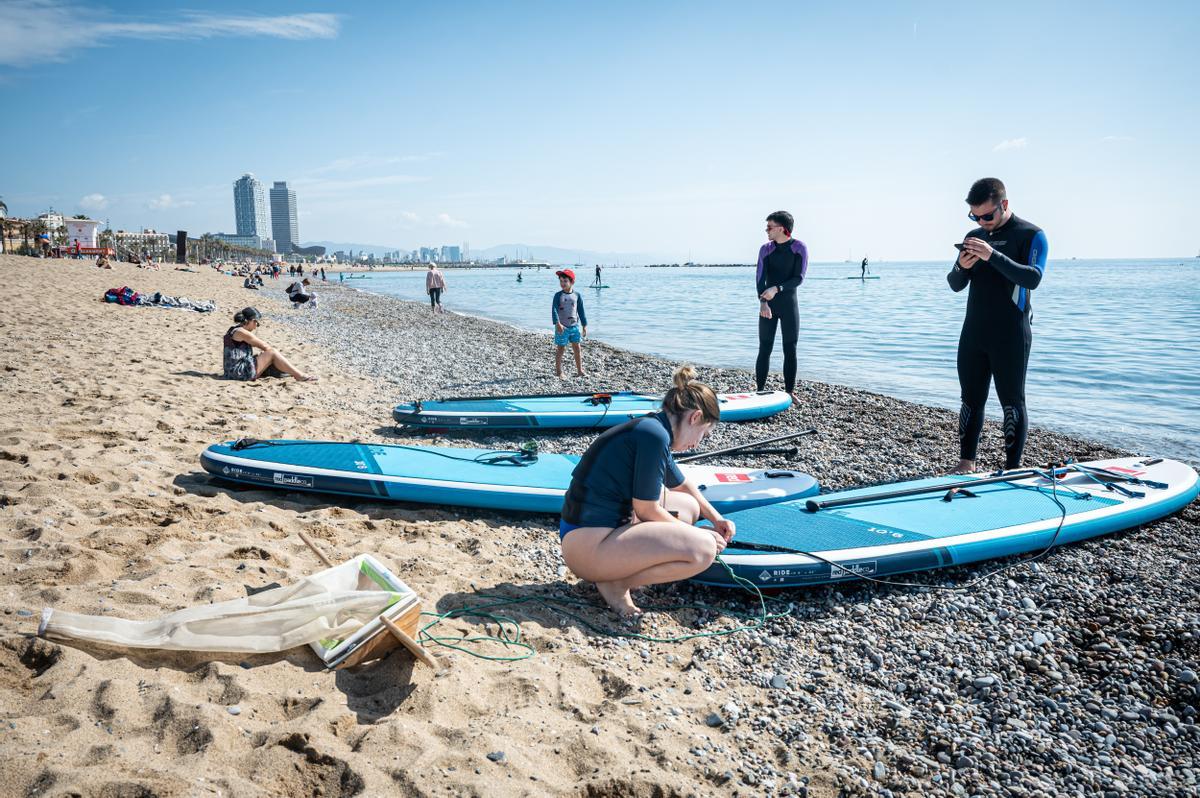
top-left (353, 260), bottom-right (1199, 462)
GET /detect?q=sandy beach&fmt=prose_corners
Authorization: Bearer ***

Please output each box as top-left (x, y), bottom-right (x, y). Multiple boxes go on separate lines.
top-left (1, 253), bottom-right (1197, 798)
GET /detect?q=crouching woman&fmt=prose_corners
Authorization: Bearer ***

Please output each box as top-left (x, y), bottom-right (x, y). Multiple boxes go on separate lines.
top-left (222, 307), bottom-right (318, 382)
top-left (559, 365), bottom-right (734, 616)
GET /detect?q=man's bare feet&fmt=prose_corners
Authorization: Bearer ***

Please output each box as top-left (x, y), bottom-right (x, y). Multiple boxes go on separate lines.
top-left (950, 459), bottom-right (975, 475)
top-left (576, 370), bottom-right (587, 377)
top-left (595, 580), bottom-right (641, 617)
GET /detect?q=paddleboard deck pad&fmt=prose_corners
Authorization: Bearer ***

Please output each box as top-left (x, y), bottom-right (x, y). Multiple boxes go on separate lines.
top-left (697, 457), bottom-right (1198, 588)
top-left (200, 439), bottom-right (819, 514)
top-left (393, 390), bottom-right (792, 430)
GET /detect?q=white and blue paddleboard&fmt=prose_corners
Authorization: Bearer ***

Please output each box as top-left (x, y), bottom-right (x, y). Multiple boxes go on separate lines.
top-left (698, 456), bottom-right (1198, 589)
top-left (392, 390), bottom-right (792, 430)
top-left (200, 440), bottom-right (819, 514)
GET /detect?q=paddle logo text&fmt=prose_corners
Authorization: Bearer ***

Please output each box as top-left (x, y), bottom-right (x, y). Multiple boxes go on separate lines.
top-left (221, 465), bottom-right (269, 483)
top-left (757, 560), bottom-right (879, 583)
top-left (273, 473), bottom-right (314, 488)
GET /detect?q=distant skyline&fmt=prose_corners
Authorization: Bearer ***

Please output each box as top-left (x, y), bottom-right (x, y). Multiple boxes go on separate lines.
top-left (1, 1), bottom-right (1198, 261)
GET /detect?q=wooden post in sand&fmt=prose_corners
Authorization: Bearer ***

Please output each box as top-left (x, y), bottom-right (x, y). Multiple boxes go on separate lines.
top-left (296, 530), bottom-right (439, 670)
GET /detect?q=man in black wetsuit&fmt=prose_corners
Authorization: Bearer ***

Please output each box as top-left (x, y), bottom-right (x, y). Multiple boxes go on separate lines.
top-left (949, 177), bottom-right (1048, 474)
top-left (755, 210), bottom-right (808, 399)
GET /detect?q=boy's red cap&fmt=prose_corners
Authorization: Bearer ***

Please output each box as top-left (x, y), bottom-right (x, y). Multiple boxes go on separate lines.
top-left (555, 269), bottom-right (575, 282)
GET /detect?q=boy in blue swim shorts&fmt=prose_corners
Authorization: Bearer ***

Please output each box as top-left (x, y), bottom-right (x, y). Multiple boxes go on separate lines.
top-left (552, 268), bottom-right (588, 377)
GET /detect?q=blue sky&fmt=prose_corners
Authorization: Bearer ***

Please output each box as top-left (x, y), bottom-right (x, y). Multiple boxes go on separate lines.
top-left (1, 0), bottom-right (1197, 261)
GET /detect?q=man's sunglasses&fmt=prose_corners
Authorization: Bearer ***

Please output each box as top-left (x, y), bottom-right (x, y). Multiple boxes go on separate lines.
top-left (968, 205), bottom-right (1003, 223)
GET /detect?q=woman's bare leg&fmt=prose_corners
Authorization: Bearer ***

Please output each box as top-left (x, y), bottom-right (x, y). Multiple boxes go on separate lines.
top-left (562, 521), bottom-right (718, 615)
top-left (257, 350), bottom-right (315, 381)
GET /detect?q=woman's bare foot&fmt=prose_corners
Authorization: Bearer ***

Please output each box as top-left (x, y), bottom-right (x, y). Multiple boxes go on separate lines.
top-left (595, 580), bottom-right (641, 617)
top-left (950, 459), bottom-right (975, 475)
top-left (294, 374), bottom-right (320, 382)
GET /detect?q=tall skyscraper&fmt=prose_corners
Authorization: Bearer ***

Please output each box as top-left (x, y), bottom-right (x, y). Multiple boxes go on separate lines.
top-left (233, 173), bottom-right (269, 238)
top-left (270, 181), bottom-right (299, 255)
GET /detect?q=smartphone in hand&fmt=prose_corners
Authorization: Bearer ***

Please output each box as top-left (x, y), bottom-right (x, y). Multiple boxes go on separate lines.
top-left (954, 243), bottom-right (966, 251)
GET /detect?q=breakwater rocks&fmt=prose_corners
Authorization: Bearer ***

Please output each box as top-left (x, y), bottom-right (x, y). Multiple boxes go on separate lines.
top-left (279, 285), bottom-right (1200, 797)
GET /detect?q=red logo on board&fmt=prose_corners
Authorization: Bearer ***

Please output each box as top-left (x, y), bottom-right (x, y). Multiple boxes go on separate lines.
top-left (714, 473), bottom-right (752, 483)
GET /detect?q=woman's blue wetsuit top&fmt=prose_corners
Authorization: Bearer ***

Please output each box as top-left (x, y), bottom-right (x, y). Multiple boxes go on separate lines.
top-left (561, 412), bottom-right (685, 529)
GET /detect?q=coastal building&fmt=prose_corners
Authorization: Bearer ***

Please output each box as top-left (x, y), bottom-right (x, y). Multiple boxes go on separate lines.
top-left (37, 211), bottom-right (66, 238)
top-left (115, 228), bottom-right (170, 258)
top-left (440, 245), bottom-right (462, 263)
top-left (213, 233), bottom-right (276, 253)
top-left (269, 181), bottom-right (299, 255)
top-left (233, 174), bottom-right (270, 239)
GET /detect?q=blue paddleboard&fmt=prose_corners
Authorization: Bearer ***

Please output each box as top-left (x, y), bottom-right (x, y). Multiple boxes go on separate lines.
top-left (697, 456), bottom-right (1198, 588)
top-left (393, 390), bottom-right (792, 430)
top-left (200, 440), bottom-right (819, 514)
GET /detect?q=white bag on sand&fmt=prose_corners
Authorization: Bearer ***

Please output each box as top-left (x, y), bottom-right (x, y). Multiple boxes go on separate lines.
top-left (39, 554), bottom-right (420, 666)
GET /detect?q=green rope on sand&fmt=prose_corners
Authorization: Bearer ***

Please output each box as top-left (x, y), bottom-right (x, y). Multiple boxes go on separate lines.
top-left (416, 557), bottom-right (790, 662)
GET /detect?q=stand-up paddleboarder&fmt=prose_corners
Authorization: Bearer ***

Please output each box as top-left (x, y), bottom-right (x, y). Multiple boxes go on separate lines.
top-left (949, 177), bottom-right (1048, 474)
top-left (754, 211), bottom-right (808, 401)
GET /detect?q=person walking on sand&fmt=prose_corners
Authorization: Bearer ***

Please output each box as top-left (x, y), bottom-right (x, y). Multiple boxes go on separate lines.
top-left (754, 210), bottom-right (808, 401)
top-left (551, 268), bottom-right (588, 377)
top-left (222, 307), bottom-right (317, 382)
top-left (949, 177), bottom-right (1048, 475)
top-left (426, 263), bottom-right (446, 313)
top-left (559, 366), bottom-right (734, 617)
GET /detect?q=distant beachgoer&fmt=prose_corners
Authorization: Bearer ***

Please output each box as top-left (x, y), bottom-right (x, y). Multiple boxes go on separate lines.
top-left (222, 307), bottom-right (317, 382)
top-left (426, 264), bottom-right (446, 313)
top-left (755, 210), bottom-right (807, 400)
top-left (949, 177), bottom-right (1047, 474)
top-left (286, 278), bottom-right (317, 308)
top-left (73, 239), bottom-right (82, 259)
top-left (516, 271), bottom-right (523, 283)
top-left (96, 254), bottom-right (111, 269)
top-left (243, 276), bottom-right (259, 290)
top-left (558, 365), bottom-right (732, 616)
top-left (861, 256), bottom-right (869, 278)
top-left (339, 272), bottom-right (345, 283)
top-left (552, 268), bottom-right (587, 377)
top-left (593, 265), bottom-right (602, 286)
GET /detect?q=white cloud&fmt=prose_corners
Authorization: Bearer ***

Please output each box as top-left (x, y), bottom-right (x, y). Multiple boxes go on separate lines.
top-left (310, 154), bottom-right (442, 175)
top-left (396, 211), bottom-right (468, 229)
top-left (147, 193), bottom-right (193, 210)
top-left (0, 1), bottom-right (340, 67)
top-left (79, 192), bottom-right (108, 211)
top-left (436, 213), bottom-right (468, 228)
top-left (992, 137), bottom-right (1028, 152)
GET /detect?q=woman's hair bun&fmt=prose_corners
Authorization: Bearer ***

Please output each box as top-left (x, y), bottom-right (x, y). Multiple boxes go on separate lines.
top-left (664, 364), bottom-right (719, 423)
top-left (672, 364), bottom-right (697, 391)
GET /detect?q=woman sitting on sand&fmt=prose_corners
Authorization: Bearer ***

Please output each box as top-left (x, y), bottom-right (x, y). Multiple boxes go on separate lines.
top-left (559, 366), bottom-right (735, 616)
top-left (222, 307), bottom-right (318, 382)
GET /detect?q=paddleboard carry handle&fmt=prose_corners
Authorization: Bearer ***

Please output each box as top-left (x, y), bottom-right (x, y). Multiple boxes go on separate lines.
top-left (588, 393), bottom-right (613, 406)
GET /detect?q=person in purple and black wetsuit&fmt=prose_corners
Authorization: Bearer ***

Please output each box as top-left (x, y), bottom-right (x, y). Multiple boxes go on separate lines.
top-left (949, 177), bottom-right (1048, 474)
top-left (754, 210), bottom-right (808, 400)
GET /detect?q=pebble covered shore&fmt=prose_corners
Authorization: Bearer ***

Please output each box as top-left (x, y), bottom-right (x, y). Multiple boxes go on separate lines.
top-left (275, 283), bottom-right (1200, 797)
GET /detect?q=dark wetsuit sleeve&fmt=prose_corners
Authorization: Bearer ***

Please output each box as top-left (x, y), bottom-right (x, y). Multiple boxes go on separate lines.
top-left (987, 229), bottom-right (1047, 289)
top-left (631, 428), bottom-right (670, 501)
top-left (663, 457), bottom-right (684, 489)
top-left (948, 262), bottom-right (971, 292)
top-left (576, 293), bottom-right (587, 327)
top-left (779, 241), bottom-right (807, 291)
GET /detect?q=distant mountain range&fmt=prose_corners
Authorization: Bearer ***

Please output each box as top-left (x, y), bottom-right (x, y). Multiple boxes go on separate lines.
top-left (301, 240), bottom-right (665, 265)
